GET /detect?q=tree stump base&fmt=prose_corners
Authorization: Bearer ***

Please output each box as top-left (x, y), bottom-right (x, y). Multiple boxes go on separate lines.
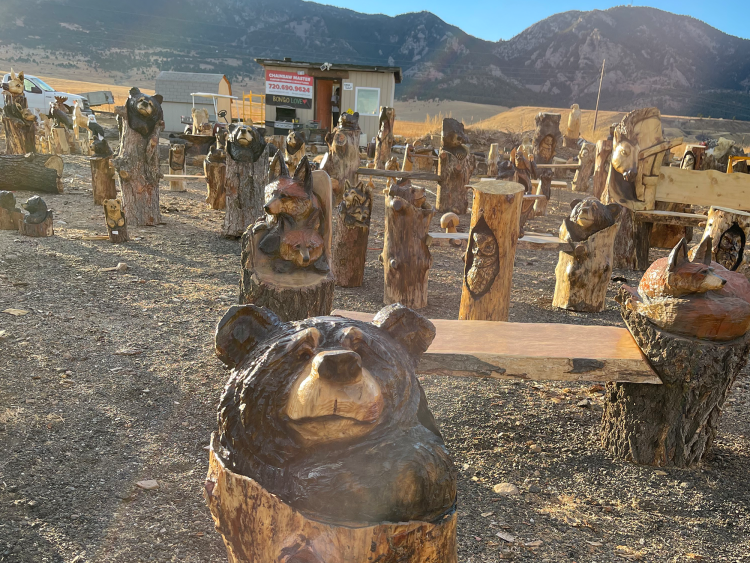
top-left (0, 207), bottom-right (22, 230)
top-left (204, 160), bottom-right (226, 210)
top-left (332, 181), bottom-right (372, 287)
top-left (3, 115), bottom-right (36, 155)
top-left (222, 148), bottom-right (269, 238)
top-left (601, 293), bottom-right (750, 467)
top-left (689, 206), bottom-right (750, 273)
top-left (552, 222), bottom-right (619, 312)
top-left (533, 175), bottom-right (551, 217)
top-left (205, 433), bottom-right (457, 563)
top-left (90, 156), bottom-right (117, 205)
top-left (19, 213), bottom-right (53, 237)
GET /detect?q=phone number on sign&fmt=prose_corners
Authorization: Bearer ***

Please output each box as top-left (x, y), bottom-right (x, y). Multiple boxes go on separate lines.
top-left (267, 83), bottom-right (312, 94)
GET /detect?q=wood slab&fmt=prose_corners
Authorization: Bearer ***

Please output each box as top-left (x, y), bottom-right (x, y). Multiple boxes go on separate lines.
top-left (357, 168), bottom-right (440, 182)
top-left (162, 174), bottom-right (206, 180)
top-left (634, 209), bottom-right (708, 227)
top-left (657, 167), bottom-right (750, 211)
top-left (428, 231), bottom-right (568, 251)
top-left (332, 311), bottom-right (661, 384)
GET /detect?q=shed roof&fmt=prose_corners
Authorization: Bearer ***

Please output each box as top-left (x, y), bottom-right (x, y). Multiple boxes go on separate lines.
top-left (255, 59), bottom-right (402, 83)
top-left (155, 71), bottom-right (231, 104)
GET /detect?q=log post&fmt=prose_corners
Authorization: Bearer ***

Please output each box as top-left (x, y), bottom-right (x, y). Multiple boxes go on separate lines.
top-left (204, 160), bottom-right (227, 210)
top-left (322, 113), bottom-right (361, 207)
top-left (374, 106), bottom-right (395, 169)
top-left (51, 127), bottom-right (70, 155)
top-left (533, 177), bottom-right (551, 217)
top-left (113, 89), bottom-right (164, 227)
top-left (0, 154), bottom-right (64, 193)
top-left (332, 180), bottom-right (372, 287)
top-left (601, 291), bottom-right (750, 467)
top-left (0, 191), bottom-right (23, 230)
top-left (437, 118), bottom-right (475, 214)
top-left (223, 123), bottom-right (269, 238)
top-left (689, 206), bottom-right (750, 273)
top-left (593, 130), bottom-right (614, 200)
top-left (487, 143), bottom-right (500, 176)
top-left (571, 141), bottom-right (595, 193)
top-left (168, 143), bottom-right (187, 192)
top-left (3, 116), bottom-right (36, 155)
top-left (90, 156), bottom-right (117, 205)
top-left (458, 181), bottom-right (524, 321)
top-left (382, 181), bottom-right (435, 309)
top-left (103, 198), bottom-right (129, 244)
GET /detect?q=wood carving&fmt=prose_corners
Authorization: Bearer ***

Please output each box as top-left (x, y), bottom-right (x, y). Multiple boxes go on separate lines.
top-left (19, 196), bottom-right (53, 237)
top-left (90, 155), bottom-right (117, 206)
top-left (553, 197), bottom-right (621, 312)
top-left (374, 106), bottom-right (395, 170)
top-left (622, 237), bottom-right (750, 341)
top-left (0, 154), bottom-right (64, 193)
top-left (284, 130), bottom-right (306, 171)
top-left (487, 143), bottom-right (500, 177)
top-left (223, 122), bottom-right (269, 238)
top-left (114, 88), bottom-right (164, 226)
top-left (403, 144), bottom-right (435, 173)
top-left (601, 289), bottom-right (750, 467)
top-left (382, 180), bottom-right (435, 309)
top-left (498, 145), bottom-right (537, 237)
top-left (240, 156), bottom-right (334, 321)
top-left (385, 155), bottom-right (399, 188)
top-left (564, 104), bottom-right (581, 147)
top-left (207, 303), bottom-right (457, 562)
top-left (333, 180), bottom-right (372, 287)
top-left (192, 107), bottom-right (212, 136)
top-left (103, 198), bottom-right (129, 244)
top-left (204, 128), bottom-right (227, 210)
top-left (593, 126), bottom-right (614, 200)
top-left (689, 207), bottom-right (750, 273)
top-left (168, 142), bottom-right (187, 192)
top-left (437, 118), bottom-right (475, 214)
top-left (37, 114), bottom-right (54, 154)
top-left (649, 202), bottom-right (693, 249)
top-left (2, 69), bottom-right (36, 155)
top-left (322, 112), bottom-right (360, 207)
top-left (532, 112), bottom-right (562, 217)
top-left (440, 212), bottom-right (462, 247)
top-left (51, 127), bottom-right (70, 155)
top-left (0, 191), bottom-right (23, 230)
top-left (459, 181), bottom-right (524, 321)
top-left (571, 141), bottom-right (594, 193)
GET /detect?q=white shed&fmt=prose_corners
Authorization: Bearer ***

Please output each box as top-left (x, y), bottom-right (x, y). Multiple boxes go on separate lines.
top-left (155, 71), bottom-right (232, 132)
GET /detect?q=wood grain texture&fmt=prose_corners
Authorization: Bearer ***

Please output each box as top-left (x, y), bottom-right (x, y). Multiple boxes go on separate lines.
top-left (0, 207), bottom-right (22, 230)
top-left (0, 154), bottom-right (63, 194)
top-left (3, 115), bottom-right (35, 155)
top-left (374, 106), bottom-right (395, 170)
top-left (656, 166), bottom-right (750, 212)
top-left (359, 168), bottom-right (441, 182)
top-left (90, 156), bottom-right (117, 205)
top-left (634, 209), bottom-right (707, 227)
top-left (19, 213), bottom-right (53, 237)
top-left (204, 160), bottom-right (226, 210)
top-left (222, 146), bottom-right (269, 238)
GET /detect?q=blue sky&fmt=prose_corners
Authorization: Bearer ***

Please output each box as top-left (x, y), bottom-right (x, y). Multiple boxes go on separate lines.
top-left (316, 1), bottom-right (748, 42)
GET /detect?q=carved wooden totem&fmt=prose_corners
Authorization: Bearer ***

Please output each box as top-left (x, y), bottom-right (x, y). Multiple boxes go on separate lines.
top-left (437, 118), bottom-right (475, 215)
top-left (374, 106), bottom-right (395, 170)
top-left (239, 155), bottom-right (334, 321)
top-left (223, 123), bottom-right (269, 238)
top-left (284, 130), bottom-right (306, 171)
top-left (497, 145), bottom-right (537, 237)
top-left (593, 126), bottom-right (614, 200)
top-left (204, 128), bottom-right (227, 210)
top-left (103, 198), bottom-right (129, 244)
top-left (332, 180), bottom-right (372, 287)
top-left (322, 112), bottom-right (361, 207)
top-left (168, 142), bottom-right (187, 192)
top-left (531, 112), bottom-right (562, 217)
top-left (2, 69), bottom-right (36, 155)
top-left (19, 196), bottom-right (53, 237)
top-left (571, 141), bottom-right (595, 193)
top-left (0, 191), bottom-right (23, 230)
top-left (206, 303), bottom-right (457, 563)
top-left (553, 197), bottom-right (621, 312)
top-left (114, 88), bottom-right (164, 226)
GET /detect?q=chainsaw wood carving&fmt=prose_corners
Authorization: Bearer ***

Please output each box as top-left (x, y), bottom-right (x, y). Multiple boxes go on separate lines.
top-left (593, 127), bottom-right (614, 200)
top-left (382, 180), bottom-right (435, 309)
top-left (0, 154), bottom-right (64, 193)
top-left (207, 303), bottom-right (457, 563)
top-left (240, 156), bottom-right (334, 321)
top-left (403, 144), bottom-right (435, 173)
top-left (192, 107), bottom-right (212, 136)
top-left (553, 198), bottom-right (621, 312)
top-left (572, 141), bottom-right (595, 193)
top-left (0, 191), bottom-right (23, 230)
top-left (322, 112), bottom-right (360, 207)
top-left (603, 267), bottom-right (750, 467)
top-left (498, 145), bottom-right (537, 237)
top-left (103, 198), bottom-right (129, 244)
top-left (649, 202), bottom-right (693, 249)
top-left (19, 196), bottom-right (53, 237)
top-left (204, 128), bottom-right (227, 210)
top-left (90, 155), bottom-right (117, 205)
top-left (532, 112), bottom-right (562, 217)
top-left (487, 143), bottom-right (501, 177)
top-left (459, 181), bottom-right (524, 321)
top-left (168, 142), bottom-right (187, 192)
top-left (113, 88), bottom-right (164, 226)
top-left (284, 130), bottom-right (306, 171)
top-left (437, 118), bottom-right (475, 214)
top-left (564, 104), bottom-right (581, 147)
top-left (36, 114), bottom-right (54, 154)
top-left (689, 206), bottom-right (750, 274)
top-left (385, 155), bottom-right (400, 188)
top-left (2, 69), bottom-right (36, 155)
top-left (374, 106), bottom-right (395, 170)
top-left (223, 123), bottom-right (269, 238)
top-left (332, 180), bottom-right (372, 287)
top-left (49, 96), bottom-right (78, 155)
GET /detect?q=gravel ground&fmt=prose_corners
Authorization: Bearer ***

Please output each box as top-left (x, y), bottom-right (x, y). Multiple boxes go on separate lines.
top-left (1, 152), bottom-right (749, 562)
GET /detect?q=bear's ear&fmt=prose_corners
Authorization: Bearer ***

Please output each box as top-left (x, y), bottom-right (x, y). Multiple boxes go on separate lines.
top-left (372, 303), bottom-right (435, 359)
top-left (152, 94), bottom-right (163, 106)
top-left (570, 198), bottom-right (582, 210)
top-left (215, 305), bottom-right (281, 368)
top-left (128, 87), bottom-right (141, 98)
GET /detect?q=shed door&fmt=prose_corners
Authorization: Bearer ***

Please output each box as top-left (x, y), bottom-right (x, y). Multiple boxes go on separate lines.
top-left (315, 79), bottom-right (334, 131)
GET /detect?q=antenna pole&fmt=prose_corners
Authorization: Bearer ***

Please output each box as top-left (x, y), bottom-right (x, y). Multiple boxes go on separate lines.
top-left (592, 59), bottom-right (606, 135)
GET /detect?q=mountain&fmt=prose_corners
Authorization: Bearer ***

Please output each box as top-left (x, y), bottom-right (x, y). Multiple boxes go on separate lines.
top-left (1, 1), bottom-right (749, 119)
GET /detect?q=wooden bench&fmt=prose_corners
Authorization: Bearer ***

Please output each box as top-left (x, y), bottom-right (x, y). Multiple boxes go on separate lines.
top-left (634, 209), bottom-right (708, 227)
top-left (333, 310), bottom-right (660, 384)
top-left (429, 231), bottom-right (568, 251)
top-left (162, 174), bottom-right (206, 180)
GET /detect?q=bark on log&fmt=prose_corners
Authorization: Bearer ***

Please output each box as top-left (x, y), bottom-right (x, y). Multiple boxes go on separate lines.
top-left (90, 156), bottom-right (117, 205)
top-left (51, 127), bottom-right (70, 155)
top-left (374, 107), bottom-right (395, 170)
top-left (113, 105), bottom-right (163, 227)
top-left (459, 181), bottom-right (524, 321)
top-left (650, 201), bottom-right (692, 249)
top-left (3, 115), bottom-right (35, 155)
top-left (487, 143), bottom-right (500, 177)
top-left (0, 154), bottom-right (64, 193)
top-left (205, 433), bottom-right (457, 563)
top-left (572, 142), bottom-right (595, 193)
top-left (382, 183), bottom-right (435, 309)
top-left (19, 213), bottom-right (53, 237)
top-left (332, 180), bottom-right (372, 287)
top-left (601, 294), bottom-right (750, 467)
top-left (0, 207), bottom-right (22, 230)
top-left (689, 206), bottom-right (750, 273)
top-left (204, 160), bottom-right (226, 210)
top-left (223, 146), bottom-right (269, 238)
top-left (552, 222), bottom-right (619, 312)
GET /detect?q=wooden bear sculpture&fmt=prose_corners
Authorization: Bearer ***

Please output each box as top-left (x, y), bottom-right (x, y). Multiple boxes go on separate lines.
top-left (206, 303), bottom-right (457, 563)
top-left (19, 196), bottom-right (53, 237)
top-left (2, 68), bottom-right (36, 154)
top-left (284, 130), bottom-right (306, 170)
top-left (437, 117), bottom-right (475, 214)
top-left (103, 198), bottom-right (129, 243)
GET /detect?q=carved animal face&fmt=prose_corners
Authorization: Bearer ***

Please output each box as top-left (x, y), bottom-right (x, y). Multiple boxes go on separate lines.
top-left (6, 69), bottom-right (24, 96)
top-left (90, 136), bottom-right (113, 157)
top-left (265, 154), bottom-right (315, 219)
top-left (472, 231), bottom-right (498, 256)
top-left (441, 117), bottom-right (468, 149)
top-left (279, 228), bottom-right (324, 268)
top-left (227, 123), bottom-right (266, 162)
top-left (562, 197), bottom-right (621, 243)
top-left (170, 144), bottom-right (186, 167)
top-left (611, 135), bottom-right (638, 182)
top-left (103, 199), bottom-right (125, 228)
top-left (21, 196), bottom-right (49, 224)
top-left (340, 180), bottom-right (371, 225)
top-left (539, 135), bottom-right (555, 161)
top-left (285, 130), bottom-right (305, 153)
top-left (337, 111), bottom-right (359, 130)
top-left (125, 88), bottom-right (163, 137)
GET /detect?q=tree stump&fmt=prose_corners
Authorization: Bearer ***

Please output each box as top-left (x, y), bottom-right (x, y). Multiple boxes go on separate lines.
top-left (552, 222), bottom-right (619, 312)
top-left (223, 126), bottom-right (269, 238)
top-left (113, 91), bottom-right (164, 227)
top-left (437, 118), bottom-right (475, 215)
top-left (459, 181), bottom-right (524, 321)
top-left (90, 156), bottom-right (117, 205)
top-left (19, 212), bottom-right (53, 237)
top-left (168, 143), bottom-right (187, 192)
top-left (382, 182), bottom-right (435, 309)
top-left (689, 206), bottom-right (750, 273)
top-left (332, 180), bottom-right (372, 287)
top-left (603, 167), bottom-right (651, 270)
top-left (572, 141), bottom-right (595, 193)
top-left (204, 160), bottom-right (227, 210)
top-left (533, 175), bottom-right (552, 217)
top-left (601, 293), bottom-right (750, 467)
top-left (374, 106), bottom-right (395, 170)
top-left (51, 127), bottom-right (70, 155)
top-left (3, 116), bottom-right (36, 155)
top-left (487, 143), bottom-right (500, 177)
top-left (0, 154), bottom-right (64, 193)
top-left (0, 200), bottom-right (22, 230)
top-left (322, 113), bottom-right (361, 207)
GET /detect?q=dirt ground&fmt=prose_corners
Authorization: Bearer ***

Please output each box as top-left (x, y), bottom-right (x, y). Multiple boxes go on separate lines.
top-left (1, 153), bottom-right (749, 563)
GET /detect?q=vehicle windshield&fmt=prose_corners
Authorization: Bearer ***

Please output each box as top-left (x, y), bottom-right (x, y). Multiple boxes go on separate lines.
top-left (31, 77), bottom-right (56, 92)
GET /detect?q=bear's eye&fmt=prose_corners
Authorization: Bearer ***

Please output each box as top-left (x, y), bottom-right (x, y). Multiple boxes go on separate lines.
top-left (298, 347), bottom-right (314, 362)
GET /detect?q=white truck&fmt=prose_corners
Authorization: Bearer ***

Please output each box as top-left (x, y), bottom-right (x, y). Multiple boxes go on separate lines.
top-left (0, 73), bottom-right (96, 122)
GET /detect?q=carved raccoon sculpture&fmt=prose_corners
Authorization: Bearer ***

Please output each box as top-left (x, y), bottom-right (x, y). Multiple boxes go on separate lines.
top-left (214, 303), bottom-right (456, 525)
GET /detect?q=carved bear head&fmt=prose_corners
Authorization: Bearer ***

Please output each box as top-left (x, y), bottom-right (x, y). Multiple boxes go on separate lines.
top-left (226, 122), bottom-right (267, 163)
top-left (561, 197), bottom-right (621, 244)
top-left (125, 87), bottom-right (163, 137)
top-left (285, 130), bottom-right (306, 154)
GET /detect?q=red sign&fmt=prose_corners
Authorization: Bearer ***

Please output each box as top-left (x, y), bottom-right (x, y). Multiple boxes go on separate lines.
top-left (265, 70), bottom-right (313, 99)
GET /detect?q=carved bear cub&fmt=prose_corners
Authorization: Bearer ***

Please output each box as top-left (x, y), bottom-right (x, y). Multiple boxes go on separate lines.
top-left (560, 197), bottom-right (621, 244)
top-left (226, 122), bottom-right (267, 163)
top-left (125, 87), bottom-right (164, 137)
top-left (214, 303), bottom-right (456, 525)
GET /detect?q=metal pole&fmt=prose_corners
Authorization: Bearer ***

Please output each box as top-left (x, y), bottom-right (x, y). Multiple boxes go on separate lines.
top-left (592, 59), bottom-right (606, 135)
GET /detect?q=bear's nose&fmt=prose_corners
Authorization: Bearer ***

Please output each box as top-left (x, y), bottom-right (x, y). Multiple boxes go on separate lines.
top-left (313, 350), bottom-right (362, 383)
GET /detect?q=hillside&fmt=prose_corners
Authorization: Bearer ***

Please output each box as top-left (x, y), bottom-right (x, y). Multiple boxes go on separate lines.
top-left (1, 2), bottom-right (749, 118)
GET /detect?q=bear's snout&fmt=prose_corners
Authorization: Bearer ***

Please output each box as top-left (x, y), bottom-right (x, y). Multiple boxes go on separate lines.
top-left (314, 350), bottom-right (362, 383)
